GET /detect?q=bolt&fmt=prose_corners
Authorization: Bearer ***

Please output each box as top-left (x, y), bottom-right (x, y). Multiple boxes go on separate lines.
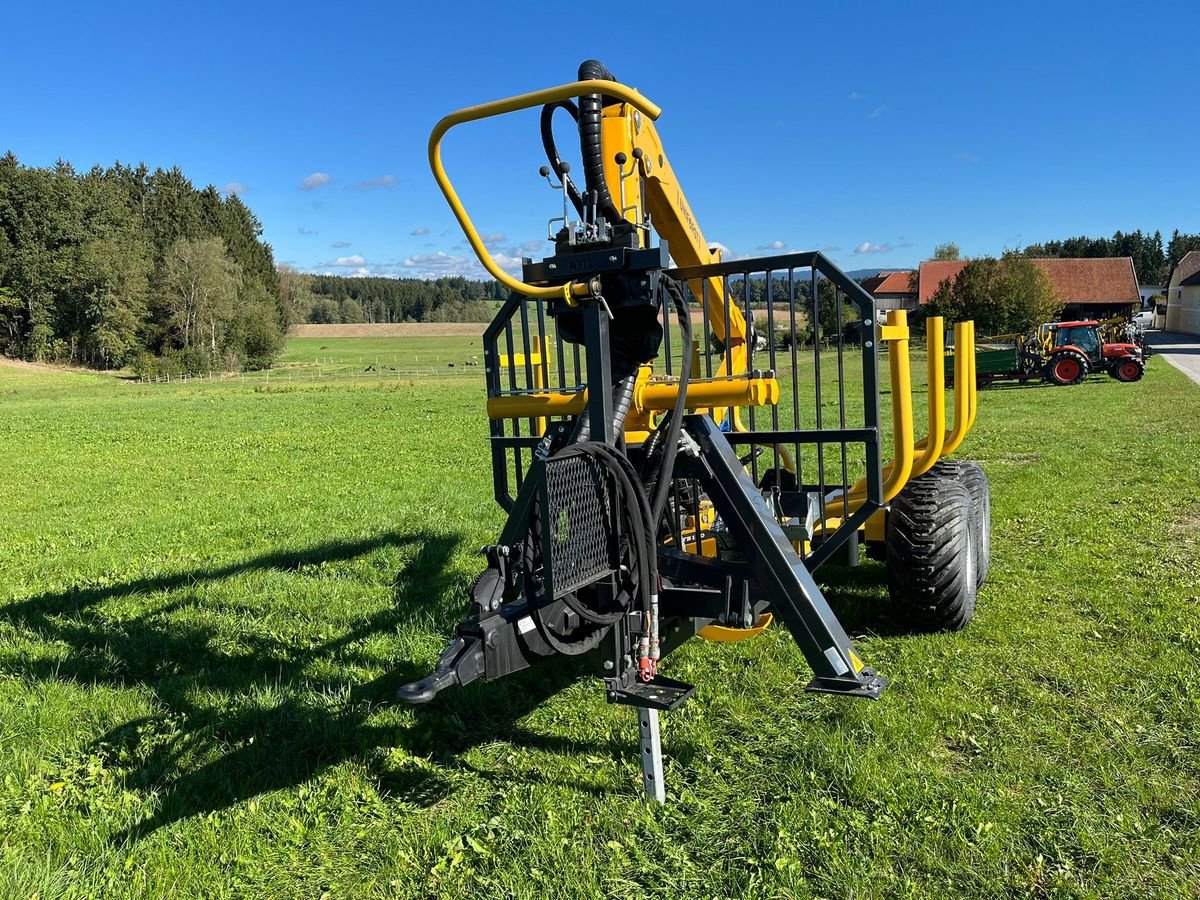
top-left (603, 660), bottom-right (614, 670)
top-left (864, 318), bottom-right (873, 326)
top-left (865, 340), bottom-right (874, 349)
top-left (609, 255), bottom-right (618, 263)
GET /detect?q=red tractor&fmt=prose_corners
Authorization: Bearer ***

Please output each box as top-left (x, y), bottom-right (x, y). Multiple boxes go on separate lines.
top-left (1042, 320), bottom-right (1145, 386)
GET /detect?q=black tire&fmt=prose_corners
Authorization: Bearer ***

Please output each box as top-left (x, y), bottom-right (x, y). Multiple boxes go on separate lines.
top-left (1044, 349), bottom-right (1089, 386)
top-left (930, 460), bottom-right (991, 588)
top-left (1108, 358), bottom-right (1145, 382)
top-left (886, 474), bottom-right (977, 631)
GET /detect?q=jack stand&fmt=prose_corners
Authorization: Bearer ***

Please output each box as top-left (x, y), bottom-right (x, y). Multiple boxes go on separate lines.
top-left (637, 707), bottom-right (666, 803)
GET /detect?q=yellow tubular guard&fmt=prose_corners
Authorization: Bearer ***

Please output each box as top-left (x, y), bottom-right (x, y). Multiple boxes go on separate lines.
top-left (428, 80), bottom-right (662, 300)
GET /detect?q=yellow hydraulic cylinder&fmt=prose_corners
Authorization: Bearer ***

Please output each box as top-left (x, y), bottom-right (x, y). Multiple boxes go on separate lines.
top-left (485, 374), bottom-right (778, 422)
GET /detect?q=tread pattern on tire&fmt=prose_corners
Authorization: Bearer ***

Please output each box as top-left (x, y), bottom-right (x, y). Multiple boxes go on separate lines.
top-left (886, 473), bottom-right (977, 632)
top-left (930, 460), bottom-right (991, 589)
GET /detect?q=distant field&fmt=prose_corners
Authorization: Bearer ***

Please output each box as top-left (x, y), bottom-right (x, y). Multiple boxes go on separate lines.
top-left (275, 334), bottom-right (488, 377)
top-left (2, 336), bottom-right (1199, 897)
top-left (288, 323), bottom-right (488, 338)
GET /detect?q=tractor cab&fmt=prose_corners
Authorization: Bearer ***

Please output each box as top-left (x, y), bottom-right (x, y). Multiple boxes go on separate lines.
top-left (1051, 321), bottom-right (1102, 360)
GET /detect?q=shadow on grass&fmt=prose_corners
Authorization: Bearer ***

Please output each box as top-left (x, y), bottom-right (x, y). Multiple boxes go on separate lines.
top-left (816, 559), bottom-right (915, 638)
top-left (0, 531), bottom-right (590, 844)
top-left (0, 531), bottom-right (929, 843)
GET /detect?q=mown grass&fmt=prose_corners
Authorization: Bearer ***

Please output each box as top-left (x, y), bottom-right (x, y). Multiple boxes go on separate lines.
top-left (1, 340), bottom-right (1199, 898)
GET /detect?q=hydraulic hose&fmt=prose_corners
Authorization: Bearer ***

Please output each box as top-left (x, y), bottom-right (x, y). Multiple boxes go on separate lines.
top-left (539, 100), bottom-right (586, 220)
top-left (569, 375), bottom-right (636, 444)
top-left (537, 440), bottom-right (656, 630)
top-left (577, 59), bottom-right (622, 224)
top-left (648, 275), bottom-right (693, 526)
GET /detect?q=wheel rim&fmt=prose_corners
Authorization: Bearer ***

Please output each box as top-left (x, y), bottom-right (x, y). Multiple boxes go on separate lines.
top-left (1055, 358), bottom-right (1080, 381)
top-left (1120, 362), bottom-right (1140, 380)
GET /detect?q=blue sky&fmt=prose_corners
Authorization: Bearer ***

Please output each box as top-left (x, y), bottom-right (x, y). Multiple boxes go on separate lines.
top-left (7, 0), bottom-right (1196, 279)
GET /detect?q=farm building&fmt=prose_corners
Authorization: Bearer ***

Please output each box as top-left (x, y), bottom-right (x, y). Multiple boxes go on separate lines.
top-left (1164, 250), bottom-right (1200, 335)
top-left (917, 257), bottom-right (1141, 320)
top-left (859, 271), bottom-right (917, 311)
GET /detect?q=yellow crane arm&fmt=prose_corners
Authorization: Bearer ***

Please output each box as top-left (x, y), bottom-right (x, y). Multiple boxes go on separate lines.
top-left (597, 103), bottom-right (748, 376)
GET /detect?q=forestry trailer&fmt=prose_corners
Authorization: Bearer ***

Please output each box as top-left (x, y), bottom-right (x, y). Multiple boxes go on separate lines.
top-left (399, 61), bottom-right (991, 801)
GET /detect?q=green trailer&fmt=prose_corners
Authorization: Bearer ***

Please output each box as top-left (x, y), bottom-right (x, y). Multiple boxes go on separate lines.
top-left (948, 340), bottom-right (1043, 388)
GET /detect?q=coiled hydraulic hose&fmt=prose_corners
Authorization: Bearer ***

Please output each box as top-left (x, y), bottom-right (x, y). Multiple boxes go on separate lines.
top-left (576, 59), bottom-right (622, 225)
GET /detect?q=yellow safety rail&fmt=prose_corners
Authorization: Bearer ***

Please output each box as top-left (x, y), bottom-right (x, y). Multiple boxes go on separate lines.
top-left (429, 80), bottom-right (663, 302)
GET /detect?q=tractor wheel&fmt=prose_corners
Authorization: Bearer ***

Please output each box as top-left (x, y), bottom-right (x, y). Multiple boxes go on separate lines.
top-left (1109, 358), bottom-right (1145, 383)
top-left (885, 474), bottom-right (977, 632)
top-left (929, 460), bottom-right (991, 588)
top-left (1045, 350), bottom-right (1089, 386)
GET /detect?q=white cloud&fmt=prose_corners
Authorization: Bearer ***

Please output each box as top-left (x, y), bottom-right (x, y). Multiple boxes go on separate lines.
top-left (401, 250), bottom-right (522, 279)
top-left (300, 172), bottom-right (331, 191)
top-left (222, 181), bottom-right (248, 195)
top-left (331, 241), bottom-right (351, 248)
top-left (329, 254), bottom-right (366, 266)
top-left (410, 226), bottom-right (430, 236)
top-left (869, 106), bottom-right (885, 119)
top-left (821, 245), bottom-right (843, 253)
top-left (756, 239), bottom-right (787, 251)
top-left (955, 151), bottom-right (980, 163)
top-left (849, 91), bottom-right (861, 101)
top-left (480, 233), bottom-right (507, 247)
top-left (298, 226), bottom-right (318, 236)
top-left (854, 242), bottom-right (893, 255)
top-left (351, 175), bottom-right (396, 190)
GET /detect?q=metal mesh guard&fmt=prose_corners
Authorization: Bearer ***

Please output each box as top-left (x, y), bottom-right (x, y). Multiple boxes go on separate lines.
top-left (544, 453), bottom-right (615, 598)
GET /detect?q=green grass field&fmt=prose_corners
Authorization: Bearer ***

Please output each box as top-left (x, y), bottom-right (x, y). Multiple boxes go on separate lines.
top-left (2, 336), bottom-right (1199, 898)
top-left (275, 335), bottom-right (488, 377)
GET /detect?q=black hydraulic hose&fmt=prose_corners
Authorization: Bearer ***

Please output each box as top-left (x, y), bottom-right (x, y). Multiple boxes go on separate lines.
top-left (546, 440), bottom-right (655, 625)
top-left (649, 276), bottom-right (692, 526)
top-left (539, 100), bottom-right (586, 220)
top-left (610, 374), bottom-right (636, 439)
top-left (577, 59), bottom-right (622, 224)
top-left (568, 375), bottom-right (635, 445)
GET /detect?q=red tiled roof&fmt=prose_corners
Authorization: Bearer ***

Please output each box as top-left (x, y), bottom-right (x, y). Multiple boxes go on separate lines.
top-left (917, 261), bottom-right (966, 303)
top-left (861, 271), bottom-right (914, 295)
top-left (917, 257), bottom-right (1140, 305)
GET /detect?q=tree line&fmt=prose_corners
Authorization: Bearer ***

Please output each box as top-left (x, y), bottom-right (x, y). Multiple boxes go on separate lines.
top-left (280, 271), bottom-right (504, 325)
top-left (0, 154), bottom-right (285, 373)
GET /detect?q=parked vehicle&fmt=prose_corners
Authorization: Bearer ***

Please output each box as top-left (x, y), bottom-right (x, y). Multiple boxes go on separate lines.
top-left (954, 319), bottom-right (1145, 388)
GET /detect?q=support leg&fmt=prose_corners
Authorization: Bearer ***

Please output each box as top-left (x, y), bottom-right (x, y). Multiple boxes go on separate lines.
top-left (637, 707), bottom-right (666, 803)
